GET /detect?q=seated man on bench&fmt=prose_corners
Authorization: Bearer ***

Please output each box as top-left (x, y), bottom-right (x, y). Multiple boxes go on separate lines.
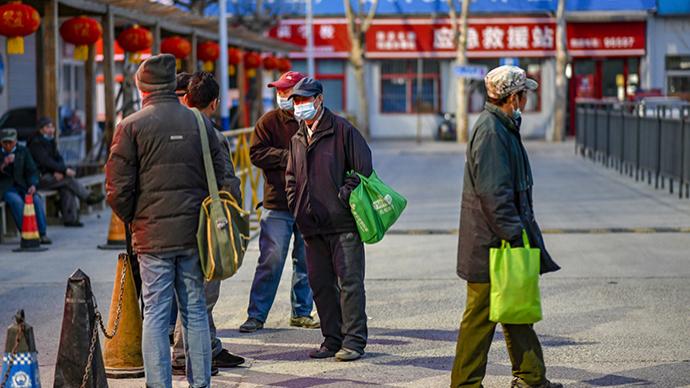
top-left (1, 128), bottom-right (51, 243)
top-left (28, 117), bottom-right (103, 227)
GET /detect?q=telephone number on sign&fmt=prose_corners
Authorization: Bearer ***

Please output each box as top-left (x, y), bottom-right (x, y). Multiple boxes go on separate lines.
top-left (603, 37), bottom-right (635, 49)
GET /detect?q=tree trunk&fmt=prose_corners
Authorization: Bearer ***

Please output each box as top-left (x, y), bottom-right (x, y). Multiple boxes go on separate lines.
top-left (455, 0), bottom-right (471, 143)
top-left (351, 44), bottom-right (369, 136)
top-left (552, 0), bottom-right (568, 142)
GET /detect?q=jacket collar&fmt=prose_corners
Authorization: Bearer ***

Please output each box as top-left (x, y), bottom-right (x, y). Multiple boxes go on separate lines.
top-left (485, 102), bottom-right (520, 133)
top-left (142, 90), bottom-right (179, 108)
top-left (295, 108), bottom-right (335, 147)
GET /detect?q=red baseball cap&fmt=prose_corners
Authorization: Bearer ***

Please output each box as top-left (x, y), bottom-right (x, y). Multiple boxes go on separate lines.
top-left (267, 71), bottom-right (306, 89)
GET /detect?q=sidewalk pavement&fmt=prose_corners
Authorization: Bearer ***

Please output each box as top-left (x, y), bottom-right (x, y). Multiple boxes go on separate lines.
top-left (1, 140), bottom-right (689, 387)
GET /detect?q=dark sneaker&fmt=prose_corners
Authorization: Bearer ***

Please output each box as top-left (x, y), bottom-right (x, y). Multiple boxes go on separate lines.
top-left (64, 221), bottom-right (84, 227)
top-left (239, 317), bottom-right (264, 333)
top-left (39, 235), bottom-right (52, 245)
top-left (212, 349), bottom-right (245, 368)
top-left (171, 364), bottom-right (219, 376)
top-left (290, 315), bottom-right (320, 329)
top-left (335, 347), bottom-right (362, 362)
top-left (85, 193), bottom-right (105, 206)
top-left (511, 378), bottom-right (563, 388)
top-left (308, 346), bottom-right (337, 359)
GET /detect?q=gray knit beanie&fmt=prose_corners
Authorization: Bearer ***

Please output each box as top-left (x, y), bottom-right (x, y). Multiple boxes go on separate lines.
top-left (135, 54), bottom-right (177, 93)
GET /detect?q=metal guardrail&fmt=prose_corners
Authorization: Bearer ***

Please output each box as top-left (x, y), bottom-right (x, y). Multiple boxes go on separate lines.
top-left (575, 101), bottom-right (690, 199)
top-left (222, 127), bottom-right (262, 220)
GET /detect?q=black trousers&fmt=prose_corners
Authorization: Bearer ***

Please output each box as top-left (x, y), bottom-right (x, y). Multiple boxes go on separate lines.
top-left (39, 173), bottom-right (90, 223)
top-left (304, 231), bottom-right (367, 353)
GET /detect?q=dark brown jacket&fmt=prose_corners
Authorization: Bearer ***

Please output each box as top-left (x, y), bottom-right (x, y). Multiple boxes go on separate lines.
top-left (458, 103), bottom-right (560, 282)
top-left (105, 91), bottom-right (226, 254)
top-left (286, 109), bottom-right (373, 237)
top-left (250, 108), bottom-right (299, 211)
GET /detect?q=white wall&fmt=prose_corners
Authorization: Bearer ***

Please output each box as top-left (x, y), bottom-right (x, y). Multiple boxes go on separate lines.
top-left (643, 16), bottom-right (690, 92)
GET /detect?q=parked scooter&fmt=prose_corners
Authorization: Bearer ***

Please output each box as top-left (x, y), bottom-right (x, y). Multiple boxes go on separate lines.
top-left (435, 112), bottom-right (457, 141)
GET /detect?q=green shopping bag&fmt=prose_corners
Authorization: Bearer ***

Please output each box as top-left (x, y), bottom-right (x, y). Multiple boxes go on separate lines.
top-left (348, 170), bottom-right (407, 244)
top-left (489, 230), bottom-right (542, 324)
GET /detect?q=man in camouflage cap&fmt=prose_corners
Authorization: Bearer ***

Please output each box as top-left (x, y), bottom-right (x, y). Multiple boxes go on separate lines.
top-left (451, 65), bottom-right (562, 388)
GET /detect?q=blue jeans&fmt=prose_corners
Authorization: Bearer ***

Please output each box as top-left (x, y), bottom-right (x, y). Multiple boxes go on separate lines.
top-left (2, 188), bottom-right (47, 236)
top-left (139, 249), bottom-right (211, 388)
top-left (247, 209), bottom-right (313, 322)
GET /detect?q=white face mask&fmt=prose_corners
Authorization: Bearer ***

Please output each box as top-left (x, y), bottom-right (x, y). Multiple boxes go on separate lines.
top-left (276, 94), bottom-right (293, 110)
top-left (294, 99), bottom-right (319, 121)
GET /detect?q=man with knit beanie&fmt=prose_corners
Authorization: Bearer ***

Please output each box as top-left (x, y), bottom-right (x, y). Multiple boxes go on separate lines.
top-left (106, 54), bottom-right (228, 388)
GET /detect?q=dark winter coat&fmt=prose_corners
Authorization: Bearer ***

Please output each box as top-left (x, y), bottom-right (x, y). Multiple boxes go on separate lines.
top-left (27, 134), bottom-right (67, 175)
top-left (105, 90), bottom-right (226, 254)
top-left (457, 102), bottom-right (560, 283)
top-left (286, 108), bottom-right (373, 238)
top-left (250, 108), bottom-right (299, 211)
top-left (0, 145), bottom-right (39, 197)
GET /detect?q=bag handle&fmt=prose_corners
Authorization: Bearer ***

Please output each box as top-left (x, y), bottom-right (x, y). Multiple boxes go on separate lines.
top-left (191, 108), bottom-right (220, 201)
top-left (501, 229), bottom-right (531, 249)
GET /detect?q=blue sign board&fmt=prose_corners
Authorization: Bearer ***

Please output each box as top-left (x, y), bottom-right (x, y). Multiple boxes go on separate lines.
top-left (454, 64), bottom-right (489, 80)
top-left (204, 0), bottom-right (656, 16)
top-left (657, 0), bottom-right (690, 14)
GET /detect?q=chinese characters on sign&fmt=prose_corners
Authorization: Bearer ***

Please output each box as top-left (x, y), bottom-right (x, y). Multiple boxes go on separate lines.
top-left (566, 22), bottom-right (645, 56)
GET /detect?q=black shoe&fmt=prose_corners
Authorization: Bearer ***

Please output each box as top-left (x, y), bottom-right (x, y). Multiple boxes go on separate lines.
top-left (85, 193), bottom-right (105, 206)
top-left (308, 346), bottom-right (337, 359)
top-left (64, 221), bottom-right (84, 227)
top-left (511, 378), bottom-right (563, 388)
top-left (39, 235), bottom-right (52, 245)
top-left (171, 364), bottom-right (219, 376)
top-left (239, 317), bottom-right (264, 333)
top-left (212, 349), bottom-right (245, 368)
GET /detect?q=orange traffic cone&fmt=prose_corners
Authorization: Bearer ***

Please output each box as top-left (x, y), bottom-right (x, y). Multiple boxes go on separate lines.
top-left (98, 212), bottom-right (126, 250)
top-left (104, 253), bottom-right (144, 378)
top-left (13, 194), bottom-right (48, 252)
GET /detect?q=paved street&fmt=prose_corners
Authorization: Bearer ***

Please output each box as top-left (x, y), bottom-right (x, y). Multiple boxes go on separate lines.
top-left (1, 141), bottom-right (689, 387)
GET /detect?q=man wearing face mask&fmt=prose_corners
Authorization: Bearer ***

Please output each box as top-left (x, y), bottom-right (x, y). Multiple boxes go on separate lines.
top-left (286, 77), bottom-right (373, 362)
top-left (240, 71), bottom-right (319, 333)
top-left (28, 117), bottom-right (104, 227)
top-left (451, 65), bottom-right (561, 388)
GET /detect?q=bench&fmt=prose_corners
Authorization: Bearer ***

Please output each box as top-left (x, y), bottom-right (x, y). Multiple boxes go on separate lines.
top-left (0, 173), bottom-right (106, 240)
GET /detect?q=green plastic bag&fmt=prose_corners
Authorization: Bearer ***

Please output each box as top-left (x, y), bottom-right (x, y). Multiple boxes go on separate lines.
top-left (489, 230), bottom-right (542, 324)
top-left (348, 170), bottom-right (407, 244)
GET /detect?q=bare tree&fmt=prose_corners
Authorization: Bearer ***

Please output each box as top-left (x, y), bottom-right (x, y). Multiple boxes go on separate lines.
top-left (344, 0), bottom-right (379, 138)
top-left (552, 0), bottom-right (568, 141)
top-left (448, 0), bottom-right (471, 143)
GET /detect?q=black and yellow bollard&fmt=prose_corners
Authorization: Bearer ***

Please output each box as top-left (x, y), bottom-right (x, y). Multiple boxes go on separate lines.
top-left (1, 310), bottom-right (41, 388)
top-left (54, 269), bottom-right (108, 388)
top-left (104, 253), bottom-right (144, 378)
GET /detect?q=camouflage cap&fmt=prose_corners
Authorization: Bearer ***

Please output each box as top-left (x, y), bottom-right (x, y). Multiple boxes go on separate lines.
top-left (484, 65), bottom-right (538, 100)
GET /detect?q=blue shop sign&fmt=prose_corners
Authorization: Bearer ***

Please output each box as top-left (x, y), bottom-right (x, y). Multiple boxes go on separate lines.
top-left (204, 0), bottom-right (656, 16)
top-left (657, 0), bottom-right (690, 15)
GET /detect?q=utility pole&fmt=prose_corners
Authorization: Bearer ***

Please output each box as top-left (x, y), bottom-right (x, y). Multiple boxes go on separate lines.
top-left (219, 0), bottom-right (230, 130)
top-left (306, 0), bottom-right (315, 77)
top-left (552, 0), bottom-right (568, 141)
top-left (449, 0), bottom-right (470, 143)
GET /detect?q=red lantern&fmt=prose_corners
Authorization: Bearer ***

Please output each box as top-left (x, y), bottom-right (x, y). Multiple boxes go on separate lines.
top-left (60, 16), bottom-right (102, 61)
top-left (0, 1), bottom-right (40, 55)
top-left (262, 55), bottom-right (278, 71)
top-left (197, 41), bottom-right (219, 72)
top-left (117, 25), bottom-right (153, 63)
top-left (277, 58), bottom-right (292, 73)
top-left (161, 36), bottom-right (191, 70)
top-left (244, 52), bottom-right (261, 78)
top-left (227, 47), bottom-right (242, 76)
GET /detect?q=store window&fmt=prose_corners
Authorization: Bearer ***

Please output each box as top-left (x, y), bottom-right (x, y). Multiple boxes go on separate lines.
top-left (467, 58), bottom-right (542, 113)
top-left (667, 55), bottom-right (690, 102)
top-left (380, 60), bottom-right (440, 114)
top-left (289, 60), bottom-right (346, 113)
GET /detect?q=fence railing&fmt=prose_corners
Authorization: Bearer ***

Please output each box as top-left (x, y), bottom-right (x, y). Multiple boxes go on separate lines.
top-left (575, 101), bottom-right (690, 199)
top-left (222, 127), bottom-right (262, 222)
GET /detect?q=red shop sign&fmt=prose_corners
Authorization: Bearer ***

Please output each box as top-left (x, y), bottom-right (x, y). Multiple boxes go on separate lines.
top-left (567, 21), bottom-right (646, 57)
top-left (268, 19), bottom-right (351, 58)
top-left (366, 18), bottom-right (557, 58)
